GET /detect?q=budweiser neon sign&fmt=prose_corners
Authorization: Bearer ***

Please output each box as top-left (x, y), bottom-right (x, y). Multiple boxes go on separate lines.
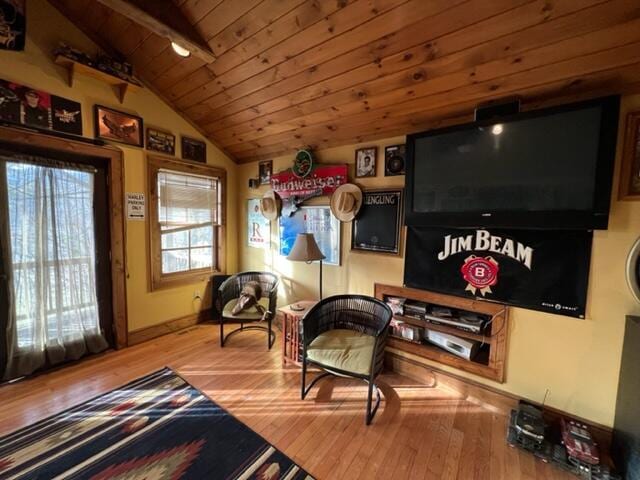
top-left (271, 165), bottom-right (347, 198)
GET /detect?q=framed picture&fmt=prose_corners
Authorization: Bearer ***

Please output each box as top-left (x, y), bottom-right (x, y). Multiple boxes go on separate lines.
top-left (279, 206), bottom-right (341, 266)
top-left (619, 111), bottom-right (640, 200)
top-left (51, 95), bottom-right (82, 135)
top-left (384, 144), bottom-right (406, 176)
top-left (259, 160), bottom-right (272, 185)
top-left (94, 105), bottom-right (143, 147)
top-left (0, 1), bottom-right (26, 52)
top-left (355, 146), bottom-right (377, 178)
top-left (247, 198), bottom-right (270, 248)
top-left (146, 128), bottom-right (175, 155)
top-left (181, 136), bottom-right (206, 163)
top-left (352, 189), bottom-right (403, 255)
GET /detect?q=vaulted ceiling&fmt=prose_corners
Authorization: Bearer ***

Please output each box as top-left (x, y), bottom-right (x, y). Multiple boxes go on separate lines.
top-left (49, 0), bottom-right (640, 163)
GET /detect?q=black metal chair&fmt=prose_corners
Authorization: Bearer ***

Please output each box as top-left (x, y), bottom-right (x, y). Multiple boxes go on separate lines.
top-left (301, 294), bottom-right (393, 425)
top-left (217, 271), bottom-right (279, 349)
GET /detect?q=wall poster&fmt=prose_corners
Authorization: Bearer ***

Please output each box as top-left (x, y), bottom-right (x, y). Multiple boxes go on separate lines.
top-left (279, 206), bottom-right (341, 266)
top-left (0, 78), bottom-right (82, 136)
top-left (247, 198), bottom-right (270, 248)
top-left (404, 227), bottom-right (593, 318)
top-left (0, 1), bottom-right (26, 52)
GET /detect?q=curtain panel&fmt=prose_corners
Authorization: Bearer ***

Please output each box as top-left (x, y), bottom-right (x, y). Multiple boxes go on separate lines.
top-left (0, 155), bottom-right (108, 381)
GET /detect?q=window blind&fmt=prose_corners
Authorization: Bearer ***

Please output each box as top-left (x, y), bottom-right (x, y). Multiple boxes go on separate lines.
top-left (158, 170), bottom-right (220, 231)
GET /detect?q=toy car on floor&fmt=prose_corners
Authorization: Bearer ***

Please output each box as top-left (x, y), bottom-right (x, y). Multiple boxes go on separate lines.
top-left (507, 401), bottom-right (620, 480)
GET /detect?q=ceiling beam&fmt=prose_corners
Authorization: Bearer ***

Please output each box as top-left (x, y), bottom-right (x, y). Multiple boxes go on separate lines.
top-left (96, 0), bottom-right (216, 63)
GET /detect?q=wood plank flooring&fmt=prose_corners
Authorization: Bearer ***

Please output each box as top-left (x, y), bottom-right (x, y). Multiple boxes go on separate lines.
top-left (0, 324), bottom-right (573, 480)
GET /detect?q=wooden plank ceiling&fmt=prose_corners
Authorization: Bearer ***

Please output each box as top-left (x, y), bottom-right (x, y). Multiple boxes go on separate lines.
top-left (49, 0), bottom-right (640, 163)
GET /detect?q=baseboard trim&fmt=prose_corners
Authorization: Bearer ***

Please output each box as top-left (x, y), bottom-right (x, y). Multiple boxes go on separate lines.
top-left (385, 352), bottom-right (613, 449)
top-left (128, 309), bottom-right (211, 346)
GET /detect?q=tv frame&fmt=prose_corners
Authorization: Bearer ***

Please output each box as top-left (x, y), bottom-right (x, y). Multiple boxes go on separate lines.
top-left (404, 95), bottom-right (621, 230)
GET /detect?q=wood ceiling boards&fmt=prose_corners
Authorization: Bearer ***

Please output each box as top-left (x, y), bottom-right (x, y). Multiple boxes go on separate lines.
top-left (48, 0), bottom-right (640, 163)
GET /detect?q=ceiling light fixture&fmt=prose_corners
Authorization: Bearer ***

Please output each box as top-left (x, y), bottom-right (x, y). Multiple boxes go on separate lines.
top-left (491, 124), bottom-right (504, 136)
top-left (171, 42), bottom-right (191, 58)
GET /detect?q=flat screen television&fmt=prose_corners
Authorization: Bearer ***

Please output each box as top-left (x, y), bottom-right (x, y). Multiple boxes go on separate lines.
top-left (405, 96), bottom-right (620, 229)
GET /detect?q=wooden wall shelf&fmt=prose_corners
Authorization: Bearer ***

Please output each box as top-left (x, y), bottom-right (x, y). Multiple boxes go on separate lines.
top-left (375, 283), bottom-right (509, 383)
top-left (55, 55), bottom-right (142, 104)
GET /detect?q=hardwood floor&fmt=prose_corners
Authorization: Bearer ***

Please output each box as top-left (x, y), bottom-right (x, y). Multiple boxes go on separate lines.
top-left (0, 324), bottom-right (573, 480)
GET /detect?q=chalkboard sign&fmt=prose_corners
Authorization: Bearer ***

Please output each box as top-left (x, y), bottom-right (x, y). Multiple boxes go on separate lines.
top-left (352, 189), bottom-right (403, 254)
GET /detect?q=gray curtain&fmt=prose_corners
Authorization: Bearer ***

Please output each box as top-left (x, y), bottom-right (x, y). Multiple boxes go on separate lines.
top-left (1, 157), bottom-right (108, 381)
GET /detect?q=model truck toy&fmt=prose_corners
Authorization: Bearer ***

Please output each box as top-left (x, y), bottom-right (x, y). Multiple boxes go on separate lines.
top-left (507, 401), bottom-right (619, 480)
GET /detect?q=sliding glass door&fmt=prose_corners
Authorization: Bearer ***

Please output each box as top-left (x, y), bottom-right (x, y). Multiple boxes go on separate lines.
top-left (0, 153), bottom-right (111, 381)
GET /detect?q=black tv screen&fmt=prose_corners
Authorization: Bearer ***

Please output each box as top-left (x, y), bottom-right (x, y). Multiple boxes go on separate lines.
top-left (405, 96), bottom-right (620, 229)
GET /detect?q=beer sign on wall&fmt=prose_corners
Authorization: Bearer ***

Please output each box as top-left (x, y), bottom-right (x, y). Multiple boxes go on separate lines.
top-left (404, 227), bottom-right (593, 318)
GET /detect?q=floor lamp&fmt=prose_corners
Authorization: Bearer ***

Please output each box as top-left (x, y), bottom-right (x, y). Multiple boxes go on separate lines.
top-left (287, 233), bottom-right (326, 300)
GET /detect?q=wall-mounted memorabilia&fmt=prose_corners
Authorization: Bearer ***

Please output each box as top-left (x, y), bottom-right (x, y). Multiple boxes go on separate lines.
top-left (293, 149), bottom-right (313, 177)
top-left (352, 189), bottom-right (403, 254)
top-left (94, 105), bottom-right (143, 147)
top-left (626, 237), bottom-right (640, 304)
top-left (248, 198), bottom-right (270, 248)
top-left (51, 95), bottom-right (82, 135)
top-left (280, 206), bottom-right (341, 266)
top-left (330, 183), bottom-right (362, 222)
top-left (0, 1), bottom-right (26, 52)
top-left (181, 136), bottom-right (206, 163)
top-left (126, 193), bottom-right (145, 221)
top-left (0, 79), bottom-right (82, 136)
top-left (404, 227), bottom-right (593, 318)
top-left (619, 110), bottom-right (640, 200)
top-left (271, 164), bottom-right (348, 217)
top-left (146, 128), bottom-right (175, 155)
top-left (355, 146), bottom-right (377, 178)
top-left (385, 144), bottom-right (406, 176)
top-left (259, 159), bottom-right (272, 185)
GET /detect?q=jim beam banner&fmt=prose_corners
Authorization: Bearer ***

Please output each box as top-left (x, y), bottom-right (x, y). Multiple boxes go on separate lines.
top-left (404, 227), bottom-right (593, 318)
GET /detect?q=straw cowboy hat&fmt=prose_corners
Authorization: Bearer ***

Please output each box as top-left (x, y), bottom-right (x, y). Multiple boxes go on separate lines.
top-left (260, 189), bottom-right (281, 220)
top-left (330, 183), bottom-right (363, 222)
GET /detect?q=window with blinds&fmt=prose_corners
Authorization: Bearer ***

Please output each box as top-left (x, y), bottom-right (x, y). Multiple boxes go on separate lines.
top-left (157, 169), bottom-right (221, 275)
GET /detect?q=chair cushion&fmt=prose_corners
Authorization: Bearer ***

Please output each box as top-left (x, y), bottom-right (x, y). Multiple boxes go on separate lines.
top-left (306, 329), bottom-right (376, 376)
top-left (222, 297), bottom-right (270, 320)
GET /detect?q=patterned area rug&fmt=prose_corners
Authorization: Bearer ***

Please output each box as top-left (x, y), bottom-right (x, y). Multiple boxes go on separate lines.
top-left (0, 368), bottom-right (314, 479)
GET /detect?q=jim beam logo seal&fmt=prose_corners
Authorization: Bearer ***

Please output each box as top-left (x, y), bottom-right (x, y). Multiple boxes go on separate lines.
top-left (460, 255), bottom-right (499, 296)
top-left (438, 229), bottom-right (534, 298)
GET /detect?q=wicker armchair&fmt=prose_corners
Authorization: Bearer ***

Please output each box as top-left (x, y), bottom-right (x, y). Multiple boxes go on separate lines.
top-left (217, 271), bottom-right (279, 349)
top-left (301, 295), bottom-right (393, 425)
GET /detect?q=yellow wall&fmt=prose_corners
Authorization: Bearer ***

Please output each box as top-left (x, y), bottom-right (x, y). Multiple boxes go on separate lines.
top-left (238, 96), bottom-right (640, 427)
top-left (0, 0), bottom-right (238, 332)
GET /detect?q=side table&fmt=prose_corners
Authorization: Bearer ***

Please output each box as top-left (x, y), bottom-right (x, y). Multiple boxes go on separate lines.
top-left (279, 300), bottom-right (317, 367)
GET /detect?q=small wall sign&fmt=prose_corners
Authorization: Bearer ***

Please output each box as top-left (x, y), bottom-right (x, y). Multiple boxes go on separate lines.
top-left (126, 192), bottom-right (145, 221)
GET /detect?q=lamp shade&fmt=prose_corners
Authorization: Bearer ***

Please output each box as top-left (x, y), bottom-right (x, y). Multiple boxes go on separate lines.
top-left (287, 233), bottom-right (325, 262)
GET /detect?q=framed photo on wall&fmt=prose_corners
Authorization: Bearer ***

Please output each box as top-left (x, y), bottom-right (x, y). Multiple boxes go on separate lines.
top-left (259, 160), bottom-right (272, 185)
top-left (619, 110), bottom-right (640, 200)
top-left (146, 128), bottom-right (175, 155)
top-left (181, 136), bottom-right (206, 163)
top-left (352, 189), bottom-right (403, 255)
top-left (355, 146), bottom-right (377, 178)
top-left (94, 105), bottom-right (143, 147)
top-left (384, 144), bottom-right (406, 176)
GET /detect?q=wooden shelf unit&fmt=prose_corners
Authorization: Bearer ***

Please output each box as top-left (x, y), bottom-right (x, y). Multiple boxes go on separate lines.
top-left (55, 55), bottom-right (142, 104)
top-left (375, 283), bottom-right (509, 383)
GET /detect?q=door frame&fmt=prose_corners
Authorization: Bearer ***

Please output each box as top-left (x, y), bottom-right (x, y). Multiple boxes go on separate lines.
top-left (0, 126), bottom-right (128, 348)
